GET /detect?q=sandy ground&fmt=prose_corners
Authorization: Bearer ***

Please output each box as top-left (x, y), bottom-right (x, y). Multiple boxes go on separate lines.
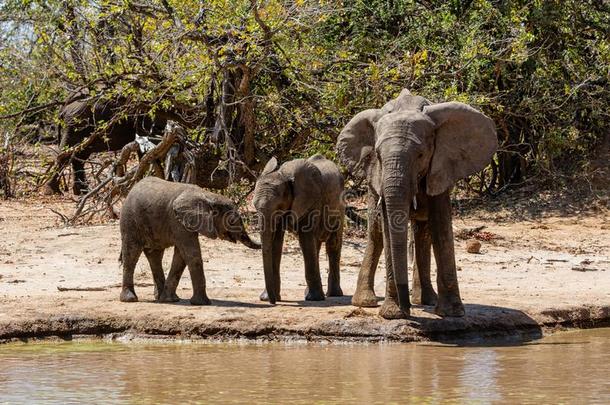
top-left (0, 196), bottom-right (609, 343)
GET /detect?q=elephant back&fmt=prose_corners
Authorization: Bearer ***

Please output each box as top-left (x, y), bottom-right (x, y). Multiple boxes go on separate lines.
top-left (60, 100), bottom-right (92, 126)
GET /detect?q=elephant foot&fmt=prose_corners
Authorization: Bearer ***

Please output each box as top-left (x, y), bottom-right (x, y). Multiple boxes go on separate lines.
top-left (119, 287), bottom-right (138, 303)
top-left (72, 178), bottom-right (89, 195)
top-left (434, 296), bottom-right (465, 317)
top-left (379, 298), bottom-right (410, 319)
top-left (326, 285), bottom-right (344, 297)
top-left (159, 290), bottom-right (180, 303)
top-left (259, 289), bottom-right (281, 302)
top-left (42, 183), bottom-right (61, 195)
top-left (190, 294), bottom-right (211, 306)
top-left (351, 288), bottom-right (378, 307)
top-left (411, 288), bottom-right (438, 306)
top-left (305, 287), bottom-right (325, 301)
top-left (72, 185), bottom-right (88, 196)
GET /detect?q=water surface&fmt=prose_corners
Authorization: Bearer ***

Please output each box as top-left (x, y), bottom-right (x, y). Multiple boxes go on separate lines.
top-left (1, 328), bottom-right (609, 404)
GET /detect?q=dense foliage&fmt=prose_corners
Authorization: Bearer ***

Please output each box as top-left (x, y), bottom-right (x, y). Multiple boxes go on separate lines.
top-left (1, 0), bottom-right (608, 194)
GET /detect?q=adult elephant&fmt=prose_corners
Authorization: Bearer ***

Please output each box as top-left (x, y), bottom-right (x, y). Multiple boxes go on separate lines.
top-left (336, 89), bottom-right (497, 319)
top-left (44, 96), bottom-right (167, 195)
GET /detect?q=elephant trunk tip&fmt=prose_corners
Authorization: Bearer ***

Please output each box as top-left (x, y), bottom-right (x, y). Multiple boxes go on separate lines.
top-left (240, 232), bottom-right (261, 249)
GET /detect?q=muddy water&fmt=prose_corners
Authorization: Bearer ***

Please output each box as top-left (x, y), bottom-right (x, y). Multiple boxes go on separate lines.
top-left (0, 329), bottom-right (609, 404)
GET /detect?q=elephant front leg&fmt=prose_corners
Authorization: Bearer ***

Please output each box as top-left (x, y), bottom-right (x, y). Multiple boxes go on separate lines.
top-left (178, 241), bottom-right (211, 306)
top-left (159, 247), bottom-right (185, 302)
top-left (298, 231), bottom-right (325, 301)
top-left (352, 192), bottom-right (383, 307)
top-left (259, 227), bottom-right (284, 302)
top-left (410, 220), bottom-right (438, 306)
top-left (429, 191), bottom-right (464, 317)
top-left (71, 156), bottom-right (89, 195)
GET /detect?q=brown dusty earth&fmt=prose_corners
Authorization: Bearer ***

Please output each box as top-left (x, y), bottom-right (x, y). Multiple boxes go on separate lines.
top-left (0, 196), bottom-right (609, 343)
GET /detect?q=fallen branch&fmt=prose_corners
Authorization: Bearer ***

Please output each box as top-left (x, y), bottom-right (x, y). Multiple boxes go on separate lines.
top-left (57, 286), bottom-right (107, 292)
top-left (345, 206), bottom-right (367, 228)
top-left (0, 100), bottom-right (66, 120)
top-left (65, 121), bottom-right (185, 224)
top-left (113, 121), bottom-right (182, 188)
top-left (571, 266), bottom-right (599, 272)
top-left (455, 226), bottom-right (486, 240)
top-left (57, 282), bottom-right (155, 291)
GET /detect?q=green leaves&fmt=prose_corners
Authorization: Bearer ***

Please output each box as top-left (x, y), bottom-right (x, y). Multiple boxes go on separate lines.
top-left (0, 0), bottom-right (607, 190)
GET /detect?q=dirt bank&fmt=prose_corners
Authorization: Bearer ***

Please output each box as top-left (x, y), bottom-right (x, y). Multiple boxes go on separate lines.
top-left (1, 197), bottom-right (609, 343)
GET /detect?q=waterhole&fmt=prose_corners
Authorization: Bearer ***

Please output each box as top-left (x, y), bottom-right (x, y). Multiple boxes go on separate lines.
top-left (1, 328), bottom-right (609, 404)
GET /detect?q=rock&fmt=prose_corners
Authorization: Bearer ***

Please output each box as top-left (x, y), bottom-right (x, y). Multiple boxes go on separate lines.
top-left (466, 239), bottom-right (481, 254)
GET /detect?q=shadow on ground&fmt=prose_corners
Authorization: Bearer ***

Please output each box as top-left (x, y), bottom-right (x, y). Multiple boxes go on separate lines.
top-left (413, 303), bottom-right (543, 346)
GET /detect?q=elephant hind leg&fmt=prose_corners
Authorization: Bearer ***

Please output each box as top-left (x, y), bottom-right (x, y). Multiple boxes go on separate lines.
top-left (352, 194), bottom-right (383, 307)
top-left (120, 241), bottom-right (142, 302)
top-left (325, 229), bottom-right (343, 297)
top-left (144, 248), bottom-right (165, 301)
top-left (429, 191), bottom-right (464, 317)
top-left (299, 232), bottom-right (325, 301)
top-left (42, 174), bottom-right (62, 195)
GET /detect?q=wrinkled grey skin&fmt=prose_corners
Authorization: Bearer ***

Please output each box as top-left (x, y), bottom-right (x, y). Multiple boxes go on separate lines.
top-left (336, 89), bottom-right (497, 319)
top-left (119, 177), bottom-right (260, 305)
top-left (45, 96), bottom-right (167, 195)
top-left (253, 154), bottom-right (345, 304)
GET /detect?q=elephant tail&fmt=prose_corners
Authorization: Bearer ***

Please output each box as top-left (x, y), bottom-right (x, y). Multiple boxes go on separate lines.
top-left (118, 248), bottom-right (123, 264)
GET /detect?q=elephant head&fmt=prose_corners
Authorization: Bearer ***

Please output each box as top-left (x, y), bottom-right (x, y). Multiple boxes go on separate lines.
top-left (172, 190), bottom-right (260, 249)
top-left (337, 93), bottom-right (497, 315)
top-left (252, 157), bottom-right (322, 304)
top-left (336, 89), bottom-right (431, 180)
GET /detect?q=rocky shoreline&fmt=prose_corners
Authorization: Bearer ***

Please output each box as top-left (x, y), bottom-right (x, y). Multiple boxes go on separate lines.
top-left (2, 302), bottom-right (609, 344)
top-left (2, 199), bottom-right (609, 345)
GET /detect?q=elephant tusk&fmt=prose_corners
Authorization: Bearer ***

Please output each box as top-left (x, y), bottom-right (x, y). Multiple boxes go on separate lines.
top-left (377, 196), bottom-right (382, 208)
top-left (413, 196), bottom-right (417, 211)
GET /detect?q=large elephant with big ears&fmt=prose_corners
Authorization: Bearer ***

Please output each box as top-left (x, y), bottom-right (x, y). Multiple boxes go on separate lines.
top-left (336, 90), bottom-right (497, 319)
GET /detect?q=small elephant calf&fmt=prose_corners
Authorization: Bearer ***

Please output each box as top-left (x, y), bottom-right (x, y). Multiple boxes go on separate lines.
top-left (119, 176), bottom-right (260, 305)
top-left (253, 154), bottom-right (345, 304)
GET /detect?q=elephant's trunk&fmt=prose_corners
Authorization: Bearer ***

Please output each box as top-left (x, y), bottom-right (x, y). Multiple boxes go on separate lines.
top-left (261, 226), bottom-right (277, 304)
top-left (235, 218), bottom-right (261, 249)
top-left (239, 230), bottom-right (261, 249)
top-left (382, 157), bottom-right (413, 315)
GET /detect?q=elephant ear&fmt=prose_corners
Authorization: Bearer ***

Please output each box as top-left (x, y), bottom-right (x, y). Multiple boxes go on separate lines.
top-left (172, 191), bottom-right (217, 238)
top-left (282, 160), bottom-right (323, 220)
top-left (261, 157), bottom-right (279, 176)
top-left (424, 102), bottom-right (498, 196)
top-left (335, 109), bottom-right (381, 179)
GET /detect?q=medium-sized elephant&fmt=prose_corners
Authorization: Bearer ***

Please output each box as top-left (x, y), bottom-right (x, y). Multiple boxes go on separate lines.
top-left (119, 176), bottom-right (260, 305)
top-left (45, 94), bottom-right (167, 195)
top-left (337, 89), bottom-right (497, 319)
top-left (253, 154), bottom-right (345, 304)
